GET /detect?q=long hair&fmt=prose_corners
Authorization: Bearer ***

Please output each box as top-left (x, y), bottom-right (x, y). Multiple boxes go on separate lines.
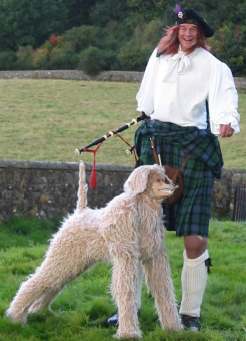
top-left (157, 25), bottom-right (210, 56)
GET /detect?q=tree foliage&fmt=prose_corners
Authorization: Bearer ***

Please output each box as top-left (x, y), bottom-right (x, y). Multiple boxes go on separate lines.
top-left (0, 0), bottom-right (68, 49)
top-left (0, 0), bottom-right (245, 75)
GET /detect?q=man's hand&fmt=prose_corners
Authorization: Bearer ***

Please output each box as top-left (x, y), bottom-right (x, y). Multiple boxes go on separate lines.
top-left (219, 123), bottom-right (234, 137)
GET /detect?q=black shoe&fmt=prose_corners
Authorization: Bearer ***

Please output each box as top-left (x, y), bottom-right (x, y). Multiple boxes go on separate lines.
top-left (181, 314), bottom-right (201, 331)
top-left (105, 313), bottom-right (118, 327)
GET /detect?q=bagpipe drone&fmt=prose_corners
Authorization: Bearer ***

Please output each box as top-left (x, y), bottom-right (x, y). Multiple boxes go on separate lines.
top-left (75, 112), bottom-right (148, 189)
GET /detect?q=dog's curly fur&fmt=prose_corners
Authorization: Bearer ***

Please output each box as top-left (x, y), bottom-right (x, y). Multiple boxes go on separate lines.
top-left (6, 162), bottom-right (182, 338)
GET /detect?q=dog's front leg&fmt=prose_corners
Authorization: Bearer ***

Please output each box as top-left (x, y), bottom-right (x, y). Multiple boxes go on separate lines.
top-left (111, 255), bottom-right (142, 339)
top-left (143, 250), bottom-right (182, 331)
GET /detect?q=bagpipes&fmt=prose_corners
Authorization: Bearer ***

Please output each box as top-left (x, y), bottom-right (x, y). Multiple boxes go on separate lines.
top-left (75, 111), bottom-right (184, 205)
top-left (75, 112), bottom-right (148, 189)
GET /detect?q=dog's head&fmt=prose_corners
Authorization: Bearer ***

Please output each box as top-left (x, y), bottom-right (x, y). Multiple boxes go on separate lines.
top-left (124, 164), bottom-right (176, 200)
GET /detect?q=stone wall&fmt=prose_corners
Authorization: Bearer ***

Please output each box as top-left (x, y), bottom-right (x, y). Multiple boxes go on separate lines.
top-left (0, 160), bottom-right (245, 222)
top-left (0, 160), bottom-right (131, 221)
top-left (0, 70), bottom-right (245, 89)
top-left (0, 70), bottom-right (142, 82)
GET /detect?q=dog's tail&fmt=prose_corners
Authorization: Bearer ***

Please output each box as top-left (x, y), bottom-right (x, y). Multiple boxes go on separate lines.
top-left (76, 161), bottom-right (88, 210)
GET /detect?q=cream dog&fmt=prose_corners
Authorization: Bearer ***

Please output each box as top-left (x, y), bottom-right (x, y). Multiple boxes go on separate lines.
top-left (7, 162), bottom-right (182, 338)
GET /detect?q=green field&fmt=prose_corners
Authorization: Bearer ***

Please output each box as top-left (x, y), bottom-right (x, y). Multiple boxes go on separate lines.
top-left (0, 79), bottom-right (245, 168)
top-left (0, 79), bottom-right (245, 340)
top-left (0, 217), bottom-right (245, 341)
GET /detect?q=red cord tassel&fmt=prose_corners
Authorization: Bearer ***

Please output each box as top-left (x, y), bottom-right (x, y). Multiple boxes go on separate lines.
top-left (83, 143), bottom-right (101, 189)
top-left (89, 155), bottom-right (97, 189)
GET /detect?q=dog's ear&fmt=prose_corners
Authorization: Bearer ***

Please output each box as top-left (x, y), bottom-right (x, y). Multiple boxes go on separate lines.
top-left (124, 165), bottom-right (157, 195)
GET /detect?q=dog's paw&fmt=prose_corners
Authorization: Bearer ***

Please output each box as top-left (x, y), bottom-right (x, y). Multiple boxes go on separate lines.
top-left (5, 308), bottom-right (27, 324)
top-left (164, 320), bottom-right (183, 331)
top-left (114, 329), bottom-right (142, 339)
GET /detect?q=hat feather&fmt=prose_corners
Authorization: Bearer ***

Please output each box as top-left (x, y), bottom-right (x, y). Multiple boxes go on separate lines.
top-left (175, 4), bottom-right (182, 14)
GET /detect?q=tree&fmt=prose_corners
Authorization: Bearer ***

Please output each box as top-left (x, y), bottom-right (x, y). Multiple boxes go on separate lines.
top-left (0, 0), bottom-right (245, 74)
top-left (90, 0), bottom-right (129, 26)
top-left (0, 0), bottom-right (68, 50)
top-left (63, 0), bottom-right (97, 27)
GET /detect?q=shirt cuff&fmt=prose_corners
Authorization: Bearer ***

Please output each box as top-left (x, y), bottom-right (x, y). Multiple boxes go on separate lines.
top-left (210, 112), bottom-right (240, 134)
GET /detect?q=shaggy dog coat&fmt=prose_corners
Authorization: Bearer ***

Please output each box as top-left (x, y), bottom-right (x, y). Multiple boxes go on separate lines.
top-left (7, 163), bottom-right (182, 338)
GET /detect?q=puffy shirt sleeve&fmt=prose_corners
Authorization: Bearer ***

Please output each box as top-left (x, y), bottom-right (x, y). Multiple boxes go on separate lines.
top-left (208, 60), bottom-right (240, 135)
top-left (136, 48), bottom-right (159, 115)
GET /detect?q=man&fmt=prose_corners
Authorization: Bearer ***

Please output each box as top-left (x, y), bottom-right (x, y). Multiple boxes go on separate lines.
top-left (108, 6), bottom-right (240, 331)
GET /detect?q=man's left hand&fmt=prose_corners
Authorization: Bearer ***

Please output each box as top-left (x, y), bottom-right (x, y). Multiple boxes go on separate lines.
top-left (219, 123), bottom-right (234, 137)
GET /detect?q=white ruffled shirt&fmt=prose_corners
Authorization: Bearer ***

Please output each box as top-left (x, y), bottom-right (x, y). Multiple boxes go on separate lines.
top-left (136, 47), bottom-right (240, 135)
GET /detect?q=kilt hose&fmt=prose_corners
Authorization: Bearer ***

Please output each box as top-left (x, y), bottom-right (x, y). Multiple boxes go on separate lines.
top-left (134, 120), bottom-right (223, 237)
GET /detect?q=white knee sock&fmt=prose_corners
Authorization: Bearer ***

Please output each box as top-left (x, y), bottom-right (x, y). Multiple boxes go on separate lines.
top-left (179, 249), bottom-right (209, 317)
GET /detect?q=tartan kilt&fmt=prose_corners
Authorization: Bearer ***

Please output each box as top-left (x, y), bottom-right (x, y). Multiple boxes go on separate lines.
top-left (135, 123), bottom-right (216, 237)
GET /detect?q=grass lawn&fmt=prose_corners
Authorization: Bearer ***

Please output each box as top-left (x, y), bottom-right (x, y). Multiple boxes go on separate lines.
top-left (0, 79), bottom-right (245, 168)
top-left (0, 217), bottom-right (245, 341)
top-left (0, 79), bottom-right (245, 340)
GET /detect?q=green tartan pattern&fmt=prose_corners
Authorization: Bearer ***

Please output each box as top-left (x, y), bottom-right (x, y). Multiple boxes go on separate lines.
top-left (134, 120), bottom-right (223, 237)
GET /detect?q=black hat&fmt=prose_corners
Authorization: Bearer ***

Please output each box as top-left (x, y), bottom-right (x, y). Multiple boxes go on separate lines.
top-left (175, 5), bottom-right (214, 38)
